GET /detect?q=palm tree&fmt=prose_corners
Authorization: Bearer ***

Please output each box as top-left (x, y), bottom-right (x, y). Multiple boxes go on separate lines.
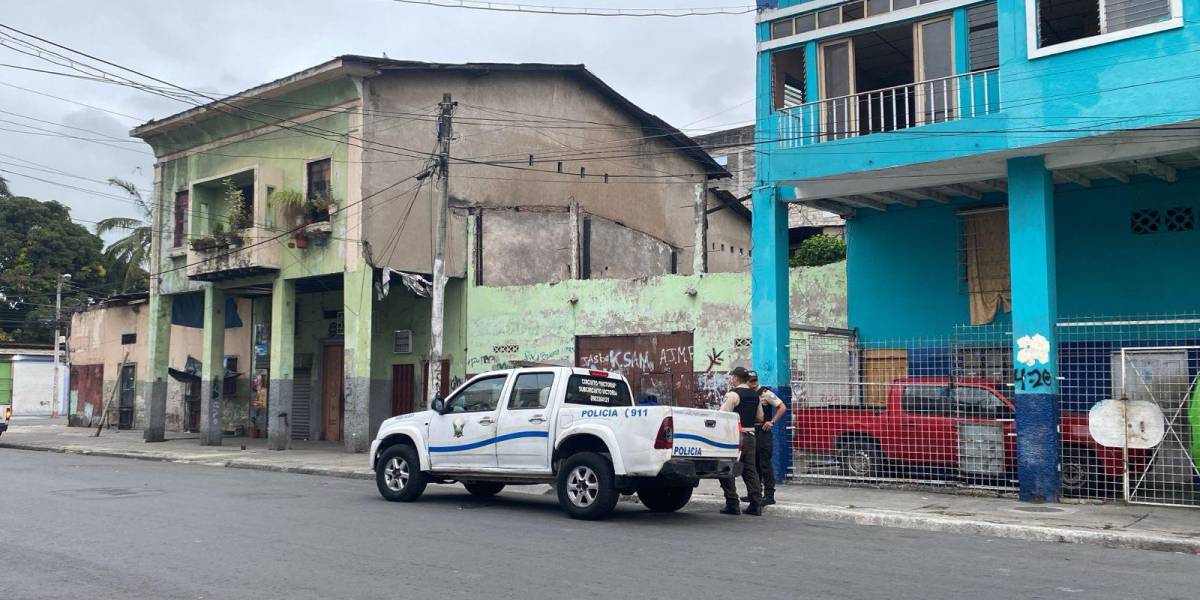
top-left (96, 177), bottom-right (152, 291)
top-left (0, 174), bottom-right (11, 198)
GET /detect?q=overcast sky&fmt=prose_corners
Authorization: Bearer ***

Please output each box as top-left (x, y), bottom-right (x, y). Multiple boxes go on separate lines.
top-left (0, 0), bottom-right (756, 241)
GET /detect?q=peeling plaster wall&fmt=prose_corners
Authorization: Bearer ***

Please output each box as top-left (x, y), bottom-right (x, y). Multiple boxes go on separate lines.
top-left (463, 261), bottom-right (846, 403)
top-left (70, 300), bottom-right (252, 431)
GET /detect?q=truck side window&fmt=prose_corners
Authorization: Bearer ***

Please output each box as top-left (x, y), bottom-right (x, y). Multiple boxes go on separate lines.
top-left (508, 373), bottom-right (555, 410)
top-left (444, 376), bottom-right (507, 413)
top-left (901, 384), bottom-right (952, 416)
top-left (564, 374), bottom-right (633, 407)
top-left (955, 386), bottom-right (1012, 418)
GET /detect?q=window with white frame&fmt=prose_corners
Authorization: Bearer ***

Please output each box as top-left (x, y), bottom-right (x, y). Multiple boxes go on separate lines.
top-left (1035, 0), bottom-right (1175, 49)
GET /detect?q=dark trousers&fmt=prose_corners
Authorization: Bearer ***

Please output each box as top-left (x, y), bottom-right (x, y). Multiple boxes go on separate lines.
top-left (755, 425), bottom-right (776, 497)
top-left (721, 431), bottom-right (761, 504)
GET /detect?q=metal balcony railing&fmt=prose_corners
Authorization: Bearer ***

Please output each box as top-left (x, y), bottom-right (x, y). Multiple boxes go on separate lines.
top-left (775, 68), bottom-right (1000, 148)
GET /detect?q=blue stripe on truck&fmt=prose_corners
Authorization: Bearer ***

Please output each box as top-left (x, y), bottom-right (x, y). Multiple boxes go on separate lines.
top-left (673, 433), bottom-right (739, 449)
top-left (428, 430), bottom-right (550, 453)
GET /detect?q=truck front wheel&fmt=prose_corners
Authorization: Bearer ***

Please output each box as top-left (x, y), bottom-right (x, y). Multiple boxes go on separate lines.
top-left (636, 480), bottom-right (693, 512)
top-left (556, 452), bottom-right (619, 520)
top-left (376, 445), bottom-right (428, 502)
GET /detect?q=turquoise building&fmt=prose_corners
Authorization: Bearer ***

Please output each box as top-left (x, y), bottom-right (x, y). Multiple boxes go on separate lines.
top-left (752, 0), bottom-right (1200, 502)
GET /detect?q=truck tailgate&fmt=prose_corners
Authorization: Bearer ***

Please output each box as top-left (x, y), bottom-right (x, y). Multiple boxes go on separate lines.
top-left (670, 407), bottom-right (741, 459)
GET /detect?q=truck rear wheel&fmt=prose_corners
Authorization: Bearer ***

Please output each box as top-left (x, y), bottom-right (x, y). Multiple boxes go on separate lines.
top-left (376, 445), bottom-right (428, 502)
top-left (837, 436), bottom-right (882, 478)
top-left (463, 482), bottom-right (506, 497)
top-left (556, 452), bottom-right (619, 520)
top-left (636, 481), bottom-right (693, 513)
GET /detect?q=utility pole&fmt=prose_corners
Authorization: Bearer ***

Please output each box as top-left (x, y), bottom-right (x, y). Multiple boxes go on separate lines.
top-left (428, 93), bottom-right (456, 404)
top-left (51, 273), bottom-right (70, 417)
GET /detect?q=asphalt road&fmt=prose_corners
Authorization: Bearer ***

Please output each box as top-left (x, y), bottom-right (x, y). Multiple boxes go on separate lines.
top-left (3, 450), bottom-right (1195, 600)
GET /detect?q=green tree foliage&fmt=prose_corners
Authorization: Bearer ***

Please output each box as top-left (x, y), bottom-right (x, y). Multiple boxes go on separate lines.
top-left (789, 233), bottom-right (847, 267)
top-left (0, 174), bottom-right (11, 198)
top-left (95, 178), bottom-right (151, 292)
top-left (0, 195), bottom-right (110, 342)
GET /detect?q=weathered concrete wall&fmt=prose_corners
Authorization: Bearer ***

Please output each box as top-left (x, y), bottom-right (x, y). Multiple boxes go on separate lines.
top-left (480, 208), bottom-right (572, 286)
top-left (362, 70), bottom-right (739, 277)
top-left (463, 261), bottom-right (846, 404)
top-left (705, 197), bottom-right (751, 274)
top-left (585, 214), bottom-right (675, 279)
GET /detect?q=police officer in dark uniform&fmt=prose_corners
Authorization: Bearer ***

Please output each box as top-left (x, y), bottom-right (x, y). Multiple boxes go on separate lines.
top-left (718, 366), bottom-right (763, 516)
top-left (742, 371), bottom-right (787, 506)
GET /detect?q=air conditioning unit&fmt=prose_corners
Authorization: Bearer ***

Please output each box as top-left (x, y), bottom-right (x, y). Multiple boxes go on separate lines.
top-left (393, 330), bottom-right (413, 354)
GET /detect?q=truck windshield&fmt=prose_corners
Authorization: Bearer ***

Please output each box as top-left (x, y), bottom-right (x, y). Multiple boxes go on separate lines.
top-left (564, 374), bottom-right (633, 407)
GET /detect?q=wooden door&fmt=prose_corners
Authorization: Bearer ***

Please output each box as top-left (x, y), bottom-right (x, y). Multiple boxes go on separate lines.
top-left (392, 364), bottom-right (415, 416)
top-left (322, 344), bottom-right (344, 442)
top-left (575, 332), bottom-right (694, 406)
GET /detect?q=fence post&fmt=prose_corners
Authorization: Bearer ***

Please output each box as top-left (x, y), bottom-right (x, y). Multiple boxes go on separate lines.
top-left (1007, 155), bottom-right (1061, 502)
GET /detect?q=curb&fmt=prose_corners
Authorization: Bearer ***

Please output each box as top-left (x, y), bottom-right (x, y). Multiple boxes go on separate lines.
top-left (0, 441), bottom-right (374, 480)
top-left (5, 441), bottom-right (1197, 554)
top-left (676, 495), bottom-right (1200, 555)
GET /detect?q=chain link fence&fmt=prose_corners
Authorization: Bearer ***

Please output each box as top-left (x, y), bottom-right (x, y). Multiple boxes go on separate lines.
top-left (787, 315), bottom-right (1200, 505)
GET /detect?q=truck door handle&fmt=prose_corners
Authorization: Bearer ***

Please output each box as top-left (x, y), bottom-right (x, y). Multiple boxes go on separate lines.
top-left (528, 416), bottom-right (546, 424)
top-left (478, 417), bottom-right (495, 426)
top-left (704, 419), bottom-right (717, 428)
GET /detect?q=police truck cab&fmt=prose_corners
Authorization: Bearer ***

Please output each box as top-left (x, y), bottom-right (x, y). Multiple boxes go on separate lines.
top-left (371, 367), bottom-right (742, 519)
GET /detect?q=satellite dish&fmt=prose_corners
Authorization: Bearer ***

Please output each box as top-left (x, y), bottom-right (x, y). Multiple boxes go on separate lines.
top-left (1089, 399), bottom-right (1165, 449)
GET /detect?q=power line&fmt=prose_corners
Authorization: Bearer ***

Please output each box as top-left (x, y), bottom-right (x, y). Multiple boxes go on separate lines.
top-left (386, 0), bottom-right (755, 17)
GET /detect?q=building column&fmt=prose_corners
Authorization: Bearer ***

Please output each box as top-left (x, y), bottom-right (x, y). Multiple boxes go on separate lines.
top-left (268, 278), bottom-right (296, 450)
top-left (142, 292), bottom-right (172, 442)
top-left (750, 185), bottom-right (793, 482)
top-left (1007, 155), bottom-right (1061, 502)
top-left (343, 262), bottom-right (374, 453)
top-left (199, 286), bottom-right (226, 446)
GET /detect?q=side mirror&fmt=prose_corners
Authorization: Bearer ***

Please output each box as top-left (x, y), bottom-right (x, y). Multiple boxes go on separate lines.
top-left (431, 396), bottom-right (445, 413)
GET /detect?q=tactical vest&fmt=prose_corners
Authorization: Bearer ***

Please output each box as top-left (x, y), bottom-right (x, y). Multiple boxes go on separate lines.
top-left (733, 387), bottom-right (760, 428)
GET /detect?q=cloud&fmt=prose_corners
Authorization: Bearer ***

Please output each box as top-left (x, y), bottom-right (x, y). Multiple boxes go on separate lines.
top-left (0, 0), bottom-right (755, 241)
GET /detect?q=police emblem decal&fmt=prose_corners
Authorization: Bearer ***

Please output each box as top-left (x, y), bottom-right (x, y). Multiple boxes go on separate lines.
top-left (452, 416), bottom-right (465, 438)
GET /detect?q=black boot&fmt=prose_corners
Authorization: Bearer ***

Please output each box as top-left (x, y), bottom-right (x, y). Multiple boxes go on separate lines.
top-left (745, 502), bottom-right (763, 516)
top-left (762, 493), bottom-right (776, 506)
top-left (720, 501), bottom-right (741, 515)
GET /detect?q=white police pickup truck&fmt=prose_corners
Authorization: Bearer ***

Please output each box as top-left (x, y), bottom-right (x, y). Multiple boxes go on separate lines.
top-left (371, 367), bottom-right (742, 520)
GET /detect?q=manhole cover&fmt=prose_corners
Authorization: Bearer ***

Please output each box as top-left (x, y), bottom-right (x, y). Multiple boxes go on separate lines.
top-left (1011, 505), bottom-right (1066, 513)
top-left (52, 487), bottom-right (167, 500)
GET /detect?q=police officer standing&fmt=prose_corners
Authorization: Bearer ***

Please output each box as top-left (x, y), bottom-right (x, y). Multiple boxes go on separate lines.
top-left (718, 366), bottom-right (763, 516)
top-left (742, 371), bottom-right (787, 506)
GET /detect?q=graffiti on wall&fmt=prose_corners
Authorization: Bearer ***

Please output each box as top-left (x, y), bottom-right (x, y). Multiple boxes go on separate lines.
top-left (578, 344), bottom-right (695, 373)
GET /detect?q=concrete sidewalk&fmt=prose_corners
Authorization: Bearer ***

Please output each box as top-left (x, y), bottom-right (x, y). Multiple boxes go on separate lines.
top-left (4, 418), bottom-right (1199, 554)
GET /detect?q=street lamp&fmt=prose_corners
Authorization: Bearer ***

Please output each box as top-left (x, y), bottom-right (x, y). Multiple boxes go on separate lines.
top-left (51, 273), bottom-right (70, 418)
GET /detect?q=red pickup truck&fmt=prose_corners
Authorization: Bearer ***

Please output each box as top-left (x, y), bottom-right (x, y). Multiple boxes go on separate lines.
top-left (793, 377), bottom-right (1132, 494)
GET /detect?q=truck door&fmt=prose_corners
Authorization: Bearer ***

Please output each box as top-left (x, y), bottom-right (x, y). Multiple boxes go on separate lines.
top-left (894, 382), bottom-right (957, 466)
top-left (427, 374), bottom-right (509, 470)
top-left (495, 371), bottom-right (557, 472)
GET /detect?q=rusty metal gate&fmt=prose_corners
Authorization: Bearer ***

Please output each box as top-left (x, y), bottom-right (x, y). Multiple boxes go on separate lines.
top-left (575, 332), bottom-right (696, 406)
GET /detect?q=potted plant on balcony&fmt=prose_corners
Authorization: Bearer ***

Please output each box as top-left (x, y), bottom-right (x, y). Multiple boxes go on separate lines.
top-left (305, 190), bottom-right (335, 223)
top-left (270, 188), bottom-right (306, 230)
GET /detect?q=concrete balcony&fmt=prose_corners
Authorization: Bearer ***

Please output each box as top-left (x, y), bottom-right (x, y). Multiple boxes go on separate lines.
top-left (186, 224), bottom-right (282, 282)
